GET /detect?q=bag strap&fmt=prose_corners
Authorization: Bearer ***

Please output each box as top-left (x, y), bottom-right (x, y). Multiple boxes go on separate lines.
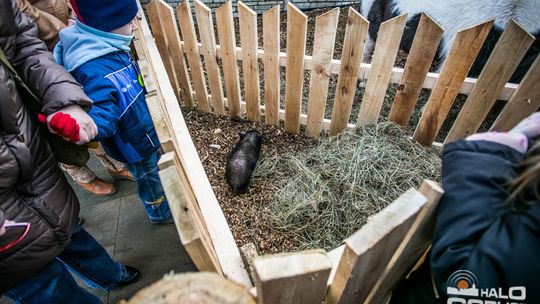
top-left (0, 47), bottom-right (42, 113)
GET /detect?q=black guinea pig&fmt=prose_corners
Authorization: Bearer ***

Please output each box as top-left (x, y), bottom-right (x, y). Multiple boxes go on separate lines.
top-left (225, 130), bottom-right (262, 194)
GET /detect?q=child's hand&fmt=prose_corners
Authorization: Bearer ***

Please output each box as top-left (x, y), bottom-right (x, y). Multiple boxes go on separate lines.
top-left (46, 105), bottom-right (98, 145)
top-left (510, 112), bottom-right (540, 139)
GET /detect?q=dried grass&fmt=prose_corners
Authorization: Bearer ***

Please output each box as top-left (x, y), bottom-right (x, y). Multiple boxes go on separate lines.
top-left (254, 122), bottom-right (442, 251)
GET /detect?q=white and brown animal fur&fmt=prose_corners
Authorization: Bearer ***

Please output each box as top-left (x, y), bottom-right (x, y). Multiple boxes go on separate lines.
top-left (359, 0), bottom-right (540, 83)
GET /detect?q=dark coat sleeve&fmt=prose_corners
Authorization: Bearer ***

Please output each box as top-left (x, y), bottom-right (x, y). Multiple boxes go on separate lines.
top-left (10, 0), bottom-right (91, 114)
top-left (431, 140), bottom-right (540, 298)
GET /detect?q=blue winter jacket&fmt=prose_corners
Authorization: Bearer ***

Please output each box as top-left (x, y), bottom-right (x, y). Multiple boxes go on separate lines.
top-left (54, 21), bottom-right (159, 164)
top-left (431, 140), bottom-right (540, 303)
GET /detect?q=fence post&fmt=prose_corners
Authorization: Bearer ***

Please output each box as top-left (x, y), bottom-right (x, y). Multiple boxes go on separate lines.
top-left (490, 54), bottom-right (540, 131)
top-left (284, 3), bottom-right (307, 134)
top-left (388, 13), bottom-right (443, 127)
top-left (413, 21), bottom-right (493, 146)
top-left (305, 8), bottom-right (340, 138)
top-left (254, 250), bottom-right (332, 304)
top-left (216, 1), bottom-right (243, 118)
top-left (263, 6), bottom-right (281, 126)
top-left (177, 0), bottom-right (211, 112)
top-left (445, 20), bottom-right (535, 143)
top-left (239, 1), bottom-right (261, 122)
top-left (325, 188), bottom-right (428, 304)
top-left (357, 14), bottom-right (407, 127)
top-left (329, 8), bottom-right (368, 136)
top-left (194, 0), bottom-right (227, 115)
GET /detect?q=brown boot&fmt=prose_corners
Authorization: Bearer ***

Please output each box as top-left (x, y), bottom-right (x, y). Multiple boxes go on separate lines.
top-left (108, 167), bottom-right (135, 181)
top-left (77, 177), bottom-right (118, 197)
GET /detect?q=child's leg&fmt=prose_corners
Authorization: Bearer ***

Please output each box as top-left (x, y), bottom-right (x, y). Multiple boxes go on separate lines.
top-left (125, 151), bottom-right (173, 223)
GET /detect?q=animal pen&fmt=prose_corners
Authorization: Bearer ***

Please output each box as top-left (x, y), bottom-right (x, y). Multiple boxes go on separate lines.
top-left (133, 0), bottom-right (540, 303)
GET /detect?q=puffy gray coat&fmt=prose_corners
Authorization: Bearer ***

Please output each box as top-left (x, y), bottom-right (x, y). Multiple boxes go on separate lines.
top-left (0, 0), bottom-right (91, 292)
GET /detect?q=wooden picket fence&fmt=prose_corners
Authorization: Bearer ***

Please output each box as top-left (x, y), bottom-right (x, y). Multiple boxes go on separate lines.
top-left (132, 0), bottom-right (540, 303)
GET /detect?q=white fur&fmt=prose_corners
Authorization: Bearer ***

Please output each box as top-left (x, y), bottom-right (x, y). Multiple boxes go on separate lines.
top-left (360, 0), bottom-right (540, 66)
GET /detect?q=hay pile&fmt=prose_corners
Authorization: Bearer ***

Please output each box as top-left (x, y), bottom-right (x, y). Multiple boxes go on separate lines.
top-left (253, 122), bottom-right (441, 251)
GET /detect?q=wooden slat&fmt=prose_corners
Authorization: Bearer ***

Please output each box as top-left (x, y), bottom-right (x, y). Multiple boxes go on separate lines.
top-left (158, 153), bottom-right (220, 272)
top-left (238, 1), bottom-right (261, 122)
top-left (284, 3), bottom-right (307, 134)
top-left (357, 14), bottom-right (407, 127)
top-left (156, 0), bottom-right (194, 107)
top-left (145, 1), bottom-right (193, 106)
top-left (144, 93), bottom-right (174, 152)
top-left (194, 0), bottom-right (226, 115)
top-left (446, 20), bottom-right (535, 142)
top-left (365, 180), bottom-right (444, 304)
top-left (412, 21), bottom-right (493, 146)
top-left (305, 8), bottom-right (340, 138)
top-left (388, 13), bottom-right (443, 127)
top-left (491, 54), bottom-right (540, 131)
top-left (176, 0), bottom-right (210, 111)
top-left (262, 6), bottom-right (280, 126)
top-left (136, 4), bottom-right (253, 287)
top-left (216, 1), bottom-right (242, 118)
top-left (329, 8), bottom-right (368, 135)
top-left (254, 250), bottom-right (332, 304)
top-left (325, 188), bottom-right (428, 304)
top-left (146, 1), bottom-right (180, 101)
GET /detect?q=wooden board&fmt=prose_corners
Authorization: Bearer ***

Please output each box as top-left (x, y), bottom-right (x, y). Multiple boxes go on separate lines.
top-left (365, 180), bottom-right (444, 304)
top-left (136, 4), bottom-right (253, 287)
top-left (388, 13), bottom-right (443, 127)
top-left (325, 188), bottom-right (428, 304)
top-left (357, 14), bottom-right (407, 127)
top-left (238, 1), bottom-right (261, 122)
top-left (176, 0), bottom-right (210, 111)
top-left (491, 54), bottom-right (540, 131)
top-left (412, 21), bottom-right (493, 146)
top-left (144, 93), bottom-right (173, 152)
top-left (254, 250), bottom-right (332, 304)
top-left (146, 1), bottom-right (181, 102)
top-left (154, 0), bottom-right (194, 107)
top-left (262, 6), bottom-right (280, 126)
top-left (158, 153), bottom-right (220, 272)
top-left (445, 20), bottom-right (534, 143)
top-left (329, 8), bottom-right (369, 135)
top-left (305, 8), bottom-right (340, 138)
top-left (194, 0), bottom-right (226, 115)
top-left (284, 3), bottom-right (307, 134)
top-left (216, 1), bottom-right (242, 118)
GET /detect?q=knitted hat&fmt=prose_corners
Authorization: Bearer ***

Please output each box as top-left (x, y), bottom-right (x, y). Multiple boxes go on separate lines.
top-left (70, 0), bottom-right (138, 32)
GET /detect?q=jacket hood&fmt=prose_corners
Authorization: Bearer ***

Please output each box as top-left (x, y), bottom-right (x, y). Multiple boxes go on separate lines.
top-left (54, 20), bottom-right (133, 72)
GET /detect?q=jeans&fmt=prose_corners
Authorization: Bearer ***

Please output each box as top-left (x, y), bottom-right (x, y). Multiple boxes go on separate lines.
top-left (4, 225), bottom-right (127, 304)
top-left (125, 150), bottom-right (172, 223)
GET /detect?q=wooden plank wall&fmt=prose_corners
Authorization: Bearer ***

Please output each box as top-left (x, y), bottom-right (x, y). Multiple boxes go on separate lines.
top-left (147, 0), bottom-right (537, 143)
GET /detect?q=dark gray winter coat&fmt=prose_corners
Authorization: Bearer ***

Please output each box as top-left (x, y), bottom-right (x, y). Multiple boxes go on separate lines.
top-left (0, 0), bottom-right (91, 292)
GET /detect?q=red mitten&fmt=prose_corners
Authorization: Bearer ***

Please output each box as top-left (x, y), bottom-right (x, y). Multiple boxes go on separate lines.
top-left (45, 105), bottom-right (97, 145)
top-left (48, 112), bottom-right (80, 142)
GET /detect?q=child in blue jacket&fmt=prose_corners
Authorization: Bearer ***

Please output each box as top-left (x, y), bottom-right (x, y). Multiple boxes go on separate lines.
top-left (54, 0), bottom-right (173, 224)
